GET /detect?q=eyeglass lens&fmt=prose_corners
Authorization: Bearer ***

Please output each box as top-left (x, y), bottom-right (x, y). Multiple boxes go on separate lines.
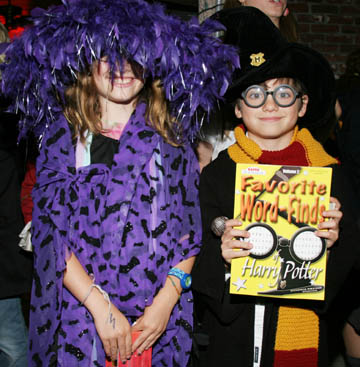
top-left (243, 84), bottom-right (298, 108)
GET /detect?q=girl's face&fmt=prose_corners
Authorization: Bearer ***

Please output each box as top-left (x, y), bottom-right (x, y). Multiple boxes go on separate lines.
top-left (93, 59), bottom-right (144, 107)
top-left (239, 0), bottom-right (287, 26)
top-left (235, 78), bottom-right (308, 151)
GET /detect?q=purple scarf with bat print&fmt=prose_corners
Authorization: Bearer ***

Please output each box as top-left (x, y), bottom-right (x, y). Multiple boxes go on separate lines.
top-left (29, 103), bottom-right (201, 367)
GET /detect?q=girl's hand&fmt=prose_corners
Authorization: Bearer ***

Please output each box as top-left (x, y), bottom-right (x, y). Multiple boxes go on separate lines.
top-left (316, 196), bottom-right (342, 249)
top-left (131, 286), bottom-right (174, 355)
top-left (91, 300), bottom-right (132, 364)
top-left (221, 218), bottom-right (253, 263)
top-left (63, 254), bottom-right (133, 363)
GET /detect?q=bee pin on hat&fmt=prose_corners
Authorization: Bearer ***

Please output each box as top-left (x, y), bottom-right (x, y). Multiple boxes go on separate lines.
top-left (212, 6), bottom-right (336, 138)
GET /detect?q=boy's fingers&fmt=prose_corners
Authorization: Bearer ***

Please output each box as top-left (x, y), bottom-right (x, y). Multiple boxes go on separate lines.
top-left (223, 249), bottom-right (251, 260)
top-left (318, 219), bottom-right (335, 230)
top-left (330, 196), bottom-right (341, 210)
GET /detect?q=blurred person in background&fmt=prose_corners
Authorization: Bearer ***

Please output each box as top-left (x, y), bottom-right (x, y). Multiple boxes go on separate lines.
top-left (336, 48), bottom-right (360, 367)
top-left (0, 22), bottom-right (32, 367)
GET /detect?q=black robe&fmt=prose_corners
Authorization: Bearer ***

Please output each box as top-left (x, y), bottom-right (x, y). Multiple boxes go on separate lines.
top-left (192, 150), bottom-right (360, 367)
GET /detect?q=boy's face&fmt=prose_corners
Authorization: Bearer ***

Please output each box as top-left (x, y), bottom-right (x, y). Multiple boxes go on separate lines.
top-left (235, 78), bottom-right (308, 150)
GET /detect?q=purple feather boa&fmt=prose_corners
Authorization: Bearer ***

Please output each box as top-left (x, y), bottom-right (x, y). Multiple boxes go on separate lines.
top-left (0, 0), bottom-right (239, 141)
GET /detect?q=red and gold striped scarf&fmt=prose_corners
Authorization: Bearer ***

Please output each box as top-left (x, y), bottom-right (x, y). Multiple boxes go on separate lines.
top-left (228, 125), bottom-right (338, 167)
top-left (228, 124), bottom-right (338, 367)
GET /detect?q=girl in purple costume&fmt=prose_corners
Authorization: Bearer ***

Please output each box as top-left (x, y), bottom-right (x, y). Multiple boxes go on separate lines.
top-left (0, 0), bottom-right (239, 366)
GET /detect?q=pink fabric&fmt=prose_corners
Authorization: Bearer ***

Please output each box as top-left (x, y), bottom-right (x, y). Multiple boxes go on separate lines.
top-left (101, 124), bottom-right (126, 140)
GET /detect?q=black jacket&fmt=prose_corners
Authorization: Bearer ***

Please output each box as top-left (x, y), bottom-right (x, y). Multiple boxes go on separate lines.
top-left (337, 83), bottom-right (360, 221)
top-left (0, 111), bottom-right (33, 299)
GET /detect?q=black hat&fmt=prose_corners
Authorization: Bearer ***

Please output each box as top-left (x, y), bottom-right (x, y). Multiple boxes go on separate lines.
top-left (212, 6), bottom-right (336, 132)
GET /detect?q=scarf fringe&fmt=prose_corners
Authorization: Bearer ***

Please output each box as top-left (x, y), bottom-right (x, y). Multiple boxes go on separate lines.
top-left (274, 307), bottom-right (319, 367)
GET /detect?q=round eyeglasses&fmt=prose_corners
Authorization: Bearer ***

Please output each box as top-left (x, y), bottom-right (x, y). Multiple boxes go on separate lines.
top-left (240, 84), bottom-right (303, 108)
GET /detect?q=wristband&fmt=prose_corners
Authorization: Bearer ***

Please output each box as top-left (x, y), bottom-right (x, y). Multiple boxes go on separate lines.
top-left (168, 267), bottom-right (192, 290)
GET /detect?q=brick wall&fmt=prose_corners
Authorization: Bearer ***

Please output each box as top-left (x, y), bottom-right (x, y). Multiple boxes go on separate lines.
top-left (0, 0), bottom-right (31, 16)
top-left (290, 0), bottom-right (360, 77)
top-left (2, 0), bottom-right (359, 77)
top-left (0, 1), bottom-right (62, 17)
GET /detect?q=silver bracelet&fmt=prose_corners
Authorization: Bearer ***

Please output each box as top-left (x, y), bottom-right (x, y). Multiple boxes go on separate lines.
top-left (81, 283), bottom-right (96, 305)
top-left (81, 273), bottom-right (96, 305)
top-left (81, 283), bottom-right (112, 323)
top-left (93, 284), bottom-right (111, 323)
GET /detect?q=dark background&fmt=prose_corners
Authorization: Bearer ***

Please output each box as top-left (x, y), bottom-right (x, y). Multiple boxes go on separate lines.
top-left (0, 0), bottom-right (360, 76)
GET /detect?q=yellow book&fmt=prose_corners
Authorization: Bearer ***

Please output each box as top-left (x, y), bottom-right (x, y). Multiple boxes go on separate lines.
top-left (230, 164), bottom-right (332, 300)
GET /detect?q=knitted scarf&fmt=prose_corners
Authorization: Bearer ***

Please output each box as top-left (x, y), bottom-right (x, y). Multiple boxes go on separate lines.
top-left (228, 124), bottom-right (338, 367)
top-left (228, 124), bottom-right (338, 167)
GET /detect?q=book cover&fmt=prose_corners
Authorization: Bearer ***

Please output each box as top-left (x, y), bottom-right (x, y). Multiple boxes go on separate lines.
top-left (105, 331), bottom-right (152, 367)
top-left (230, 164), bottom-right (332, 300)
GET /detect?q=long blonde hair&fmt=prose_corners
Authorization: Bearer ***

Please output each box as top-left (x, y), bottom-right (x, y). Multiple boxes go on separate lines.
top-left (64, 63), bottom-right (181, 146)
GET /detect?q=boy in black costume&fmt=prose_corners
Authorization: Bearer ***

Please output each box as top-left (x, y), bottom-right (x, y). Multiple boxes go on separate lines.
top-left (192, 7), bottom-right (359, 367)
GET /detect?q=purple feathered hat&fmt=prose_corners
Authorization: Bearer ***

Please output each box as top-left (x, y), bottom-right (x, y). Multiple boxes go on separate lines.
top-left (0, 0), bottom-right (239, 141)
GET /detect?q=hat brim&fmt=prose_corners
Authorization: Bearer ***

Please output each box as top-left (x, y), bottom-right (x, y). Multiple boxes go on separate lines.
top-left (226, 43), bottom-right (336, 132)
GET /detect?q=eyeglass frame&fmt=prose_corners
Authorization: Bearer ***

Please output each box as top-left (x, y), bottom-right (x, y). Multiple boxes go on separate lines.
top-left (239, 84), bottom-right (303, 108)
top-left (243, 222), bottom-right (326, 263)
